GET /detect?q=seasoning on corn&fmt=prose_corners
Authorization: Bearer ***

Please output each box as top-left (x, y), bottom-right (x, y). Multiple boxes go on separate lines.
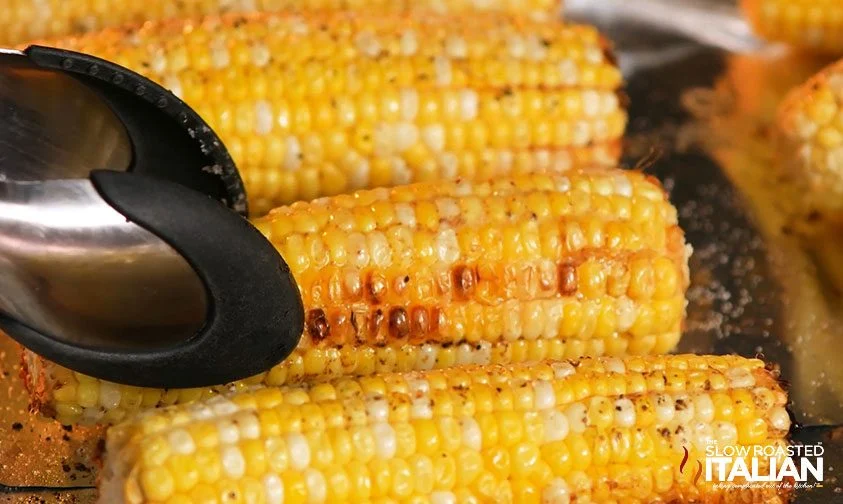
top-left (34, 11), bottom-right (626, 215)
top-left (3, 0), bottom-right (561, 46)
top-left (23, 169), bottom-right (691, 425)
top-left (741, 0), bottom-right (843, 54)
top-left (97, 355), bottom-right (792, 504)
top-left (775, 58), bottom-right (843, 230)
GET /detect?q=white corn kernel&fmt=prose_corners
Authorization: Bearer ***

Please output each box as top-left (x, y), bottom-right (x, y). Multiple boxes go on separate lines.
top-left (435, 198), bottom-right (461, 220)
top-left (221, 445), bottom-right (245, 478)
top-left (283, 136), bottom-right (302, 171)
top-left (304, 468), bottom-right (327, 504)
top-left (394, 123), bottom-right (419, 152)
top-left (162, 75), bottom-right (183, 100)
top-left (460, 417), bottom-right (482, 451)
top-left (692, 421), bottom-right (715, 451)
top-left (726, 368), bottom-right (755, 388)
top-left (217, 420), bottom-right (239, 445)
top-left (694, 395), bottom-right (715, 423)
top-left (435, 228), bottom-right (460, 263)
top-left (263, 474), bottom-right (284, 504)
top-left (456, 343), bottom-right (474, 365)
top-left (434, 57), bottom-right (452, 86)
top-left (654, 394), bottom-right (675, 424)
top-left (407, 378), bottom-right (430, 396)
top-left (613, 175), bottom-right (633, 198)
top-left (233, 412), bottom-right (260, 440)
top-left (616, 297), bottom-right (637, 331)
top-left (250, 43), bottom-right (270, 67)
top-left (445, 36), bottom-right (468, 58)
top-left (422, 125), bottom-right (446, 152)
top-left (399, 30), bottom-right (418, 56)
top-left (391, 158), bottom-right (412, 185)
top-left (354, 31), bottom-right (381, 58)
top-left (431, 491), bottom-right (457, 504)
top-left (769, 407), bottom-right (791, 431)
top-left (551, 361), bottom-right (576, 379)
top-left (286, 433), bottom-right (311, 470)
top-left (208, 397), bottom-right (238, 416)
top-left (673, 394), bottom-right (695, 424)
top-left (533, 380), bottom-right (556, 410)
top-left (99, 382), bottom-right (122, 410)
top-left (400, 89), bottom-right (419, 121)
top-left (614, 398), bottom-right (636, 427)
top-left (372, 423), bottom-right (397, 459)
top-left (603, 357), bottom-right (626, 374)
top-left (459, 90), bottom-right (479, 121)
top-left (473, 342), bottom-right (492, 365)
top-left (365, 394), bottom-right (389, 422)
top-left (209, 38), bottom-right (230, 69)
top-left (542, 478), bottom-right (571, 504)
top-left (255, 101), bottom-right (273, 135)
top-left (167, 429), bottom-right (195, 455)
top-left (411, 397), bottom-right (434, 420)
top-left (542, 410), bottom-right (569, 442)
top-left (394, 203), bottom-right (417, 228)
top-left (713, 421), bottom-right (738, 446)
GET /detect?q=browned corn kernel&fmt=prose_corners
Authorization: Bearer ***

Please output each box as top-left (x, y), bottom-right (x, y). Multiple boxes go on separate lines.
top-left (23, 169), bottom-right (690, 425)
top-left (98, 355), bottom-right (791, 504)
top-left (32, 10), bottom-right (625, 214)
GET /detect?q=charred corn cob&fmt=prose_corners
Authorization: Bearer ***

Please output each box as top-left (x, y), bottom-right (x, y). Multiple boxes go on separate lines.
top-left (36, 11), bottom-right (626, 215)
top-left (2, 0), bottom-right (561, 46)
top-left (98, 355), bottom-right (791, 504)
top-left (23, 169), bottom-right (690, 425)
top-left (742, 0), bottom-right (843, 54)
top-left (775, 58), bottom-right (843, 229)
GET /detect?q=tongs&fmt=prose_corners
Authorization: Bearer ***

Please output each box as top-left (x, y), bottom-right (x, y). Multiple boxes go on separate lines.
top-left (0, 46), bottom-right (304, 388)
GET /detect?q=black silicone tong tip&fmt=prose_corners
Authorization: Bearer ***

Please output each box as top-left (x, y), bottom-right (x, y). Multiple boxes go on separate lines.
top-left (24, 44), bottom-right (248, 216)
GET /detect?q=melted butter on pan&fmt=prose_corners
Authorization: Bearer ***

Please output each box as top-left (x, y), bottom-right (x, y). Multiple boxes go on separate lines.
top-left (678, 50), bottom-right (843, 425)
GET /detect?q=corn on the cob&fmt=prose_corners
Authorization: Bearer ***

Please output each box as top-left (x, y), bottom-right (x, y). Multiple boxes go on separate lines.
top-left (3, 0), bottom-right (561, 46)
top-left (742, 0), bottom-right (843, 54)
top-left (98, 355), bottom-right (791, 504)
top-left (775, 58), bottom-right (843, 230)
top-left (35, 11), bottom-right (625, 215)
top-left (23, 169), bottom-right (690, 425)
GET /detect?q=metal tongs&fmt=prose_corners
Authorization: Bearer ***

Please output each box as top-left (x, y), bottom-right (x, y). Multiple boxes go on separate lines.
top-left (0, 46), bottom-right (304, 388)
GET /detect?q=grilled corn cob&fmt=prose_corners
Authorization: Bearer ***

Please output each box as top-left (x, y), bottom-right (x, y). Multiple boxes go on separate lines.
top-left (23, 169), bottom-right (690, 425)
top-left (742, 0), bottom-right (843, 54)
top-left (3, 0), bottom-right (561, 46)
top-left (775, 58), bottom-right (843, 229)
top-left (98, 355), bottom-right (791, 504)
top-left (36, 11), bottom-right (626, 215)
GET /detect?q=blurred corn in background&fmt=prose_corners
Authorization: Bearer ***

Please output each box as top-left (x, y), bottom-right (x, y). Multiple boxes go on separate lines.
top-left (3, 0), bottom-right (561, 46)
top-left (97, 355), bottom-right (790, 504)
top-left (772, 57), bottom-right (843, 293)
top-left (776, 57), bottom-right (843, 229)
top-left (741, 0), bottom-right (843, 54)
top-left (34, 11), bottom-right (625, 215)
top-left (24, 169), bottom-right (689, 425)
